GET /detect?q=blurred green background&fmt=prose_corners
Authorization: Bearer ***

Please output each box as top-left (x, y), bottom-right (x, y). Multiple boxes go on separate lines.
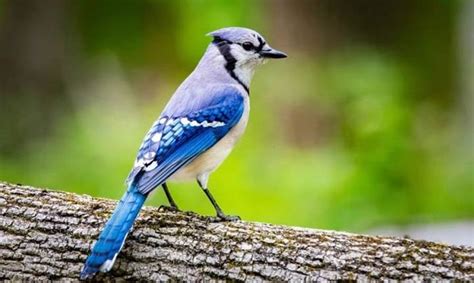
top-left (0, 0), bottom-right (472, 235)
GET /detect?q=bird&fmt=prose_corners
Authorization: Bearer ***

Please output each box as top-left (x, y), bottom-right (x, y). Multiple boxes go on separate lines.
top-left (80, 27), bottom-right (287, 279)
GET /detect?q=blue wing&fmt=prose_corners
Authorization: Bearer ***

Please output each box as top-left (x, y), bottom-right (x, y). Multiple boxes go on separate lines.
top-left (126, 86), bottom-right (245, 195)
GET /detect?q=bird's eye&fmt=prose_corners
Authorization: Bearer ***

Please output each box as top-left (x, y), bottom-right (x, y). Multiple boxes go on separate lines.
top-left (242, 42), bottom-right (254, 51)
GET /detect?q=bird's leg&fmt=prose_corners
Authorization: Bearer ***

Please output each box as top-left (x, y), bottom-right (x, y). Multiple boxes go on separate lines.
top-left (159, 183), bottom-right (180, 212)
top-left (197, 180), bottom-right (240, 221)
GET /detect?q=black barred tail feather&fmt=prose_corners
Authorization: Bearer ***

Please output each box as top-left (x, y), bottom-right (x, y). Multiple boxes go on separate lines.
top-left (80, 185), bottom-right (146, 279)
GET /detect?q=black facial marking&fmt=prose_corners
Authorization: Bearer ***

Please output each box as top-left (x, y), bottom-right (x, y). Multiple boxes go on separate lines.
top-left (242, 41), bottom-right (253, 51)
top-left (256, 36), bottom-right (265, 52)
top-left (213, 38), bottom-right (250, 94)
top-left (212, 36), bottom-right (231, 45)
top-left (238, 36), bottom-right (265, 53)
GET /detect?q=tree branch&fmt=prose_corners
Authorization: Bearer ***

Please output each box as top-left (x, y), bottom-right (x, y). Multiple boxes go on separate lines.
top-left (0, 182), bottom-right (472, 281)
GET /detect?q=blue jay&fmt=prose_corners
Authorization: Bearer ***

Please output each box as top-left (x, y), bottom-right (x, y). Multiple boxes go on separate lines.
top-left (80, 27), bottom-right (286, 279)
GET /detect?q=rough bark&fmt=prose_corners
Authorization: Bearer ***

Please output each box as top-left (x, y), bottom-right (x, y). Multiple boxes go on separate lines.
top-left (0, 182), bottom-right (472, 281)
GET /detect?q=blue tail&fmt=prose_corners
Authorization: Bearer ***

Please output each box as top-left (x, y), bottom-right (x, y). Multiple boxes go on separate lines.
top-left (80, 185), bottom-right (146, 279)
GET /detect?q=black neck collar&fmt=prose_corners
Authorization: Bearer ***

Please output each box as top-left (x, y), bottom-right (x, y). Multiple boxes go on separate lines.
top-left (212, 37), bottom-right (250, 94)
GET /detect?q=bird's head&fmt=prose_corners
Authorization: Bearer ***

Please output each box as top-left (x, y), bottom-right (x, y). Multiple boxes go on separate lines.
top-left (206, 27), bottom-right (286, 89)
top-left (208, 27), bottom-right (286, 68)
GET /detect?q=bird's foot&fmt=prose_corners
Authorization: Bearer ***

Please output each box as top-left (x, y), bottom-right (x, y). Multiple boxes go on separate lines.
top-left (215, 212), bottom-right (241, 222)
top-left (158, 205), bottom-right (181, 212)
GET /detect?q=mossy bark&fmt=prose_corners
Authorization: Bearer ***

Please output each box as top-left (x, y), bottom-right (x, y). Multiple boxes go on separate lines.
top-left (0, 182), bottom-right (472, 281)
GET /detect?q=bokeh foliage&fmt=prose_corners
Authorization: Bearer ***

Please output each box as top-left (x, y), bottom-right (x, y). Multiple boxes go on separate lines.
top-left (0, 0), bottom-right (472, 232)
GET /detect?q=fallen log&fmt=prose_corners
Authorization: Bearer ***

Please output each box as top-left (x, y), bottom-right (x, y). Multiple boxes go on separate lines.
top-left (0, 182), bottom-right (472, 281)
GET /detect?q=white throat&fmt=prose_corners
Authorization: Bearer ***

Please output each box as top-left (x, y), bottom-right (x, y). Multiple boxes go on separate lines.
top-left (229, 44), bottom-right (262, 90)
top-left (234, 61), bottom-right (257, 88)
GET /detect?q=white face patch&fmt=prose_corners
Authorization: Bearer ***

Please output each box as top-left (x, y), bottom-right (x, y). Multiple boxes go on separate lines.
top-left (229, 45), bottom-right (262, 87)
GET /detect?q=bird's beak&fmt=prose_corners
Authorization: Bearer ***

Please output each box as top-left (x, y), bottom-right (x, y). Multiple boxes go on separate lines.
top-left (259, 45), bottom-right (287, 59)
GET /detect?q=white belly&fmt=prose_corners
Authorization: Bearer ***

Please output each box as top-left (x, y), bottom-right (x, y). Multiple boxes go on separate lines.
top-left (169, 96), bottom-right (250, 182)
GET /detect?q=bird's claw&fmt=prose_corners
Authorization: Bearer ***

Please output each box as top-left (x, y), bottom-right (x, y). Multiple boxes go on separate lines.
top-left (158, 205), bottom-right (181, 212)
top-left (216, 213), bottom-right (241, 222)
